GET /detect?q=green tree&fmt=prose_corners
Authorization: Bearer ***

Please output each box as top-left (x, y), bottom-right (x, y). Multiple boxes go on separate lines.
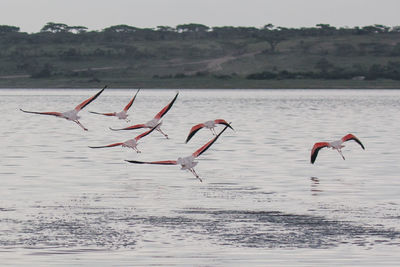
top-left (40, 22), bottom-right (70, 33)
top-left (0, 25), bottom-right (20, 33)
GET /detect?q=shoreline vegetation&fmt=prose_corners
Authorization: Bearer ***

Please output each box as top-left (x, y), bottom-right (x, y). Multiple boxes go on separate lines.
top-left (1, 22), bottom-right (400, 89)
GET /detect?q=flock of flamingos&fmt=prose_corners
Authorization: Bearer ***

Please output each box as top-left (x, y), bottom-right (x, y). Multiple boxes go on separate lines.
top-left (20, 86), bottom-right (365, 182)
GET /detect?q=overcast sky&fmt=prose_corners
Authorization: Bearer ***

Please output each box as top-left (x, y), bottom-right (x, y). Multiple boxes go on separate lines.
top-left (1, 0), bottom-right (399, 33)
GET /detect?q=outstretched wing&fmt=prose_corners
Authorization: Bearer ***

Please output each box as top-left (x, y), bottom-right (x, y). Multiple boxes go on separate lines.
top-left (154, 92), bottom-right (179, 119)
top-left (134, 123), bottom-right (160, 141)
top-left (89, 142), bottom-right (123, 149)
top-left (123, 89), bottom-right (140, 112)
top-left (20, 109), bottom-right (63, 118)
top-left (214, 119), bottom-right (234, 130)
top-left (341, 134), bottom-right (365, 150)
top-left (185, 123), bottom-right (206, 143)
top-left (89, 111), bottom-right (116, 116)
top-left (125, 160), bottom-right (177, 165)
top-left (192, 123), bottom-right (231, 158)
top-left (110, 123), bottom-right (147, 131)
top-left (74, 85), bottom-right (107, 111)
top-left (310, 142), bottom-right (330, 164)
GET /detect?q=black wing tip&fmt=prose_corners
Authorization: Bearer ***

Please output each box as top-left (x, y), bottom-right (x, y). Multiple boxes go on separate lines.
top-left (125, 160), bottom-right (144, 164)
top-left (218, 122), bottom-right (232, 136)
top-left (109, 127), bottom-right (120, 131)
top-left (185, 131), bottom-right (198, 144)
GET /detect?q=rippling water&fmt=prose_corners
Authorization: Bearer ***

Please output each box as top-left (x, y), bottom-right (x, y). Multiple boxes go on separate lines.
top-left (1, 89), bottom-right (400, 266)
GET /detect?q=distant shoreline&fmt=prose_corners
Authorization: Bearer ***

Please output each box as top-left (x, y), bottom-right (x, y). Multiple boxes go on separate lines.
top-left (1, 78), bottom-right (400, 89)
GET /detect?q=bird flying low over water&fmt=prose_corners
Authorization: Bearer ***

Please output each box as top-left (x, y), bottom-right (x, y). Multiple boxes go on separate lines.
top-left (311, 133), bottom-right (365, 164)
top-left (110, 92), bottom-right (179, 139)
top-left (185, 119), bottom-right (234, 143)
top-left (89, 89), bottom-right (140, 122)
top-left (89, 123), bottom-right (160, 153)
top-left (20, 85), bottom-right (107, 131)
top-left (125, 123), bottom-right (231, 182)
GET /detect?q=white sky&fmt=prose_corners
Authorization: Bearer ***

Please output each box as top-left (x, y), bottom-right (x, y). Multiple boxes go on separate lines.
top-left (1, 0), bottom-right (399, 33)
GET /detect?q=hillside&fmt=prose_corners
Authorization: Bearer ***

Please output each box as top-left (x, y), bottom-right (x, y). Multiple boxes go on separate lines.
top-left (1, 23), bottom-right (400, 88)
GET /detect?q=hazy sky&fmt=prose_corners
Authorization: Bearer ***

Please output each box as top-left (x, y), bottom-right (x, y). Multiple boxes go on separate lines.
top-left (1, 0), bottom-right (399, 33)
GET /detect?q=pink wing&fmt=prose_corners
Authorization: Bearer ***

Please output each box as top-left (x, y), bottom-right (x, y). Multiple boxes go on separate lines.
top-left (341, 134), bottom-right (365, 149)
top-left (185, 123), bottom-right (206, 143)
top-left (89, 142), bottom-right (123, 149)
top-left (74, 85), bottom-right (107, 111)
top-left (192, 123), bottom-right (231, 158)
top-left (214, 119), bottom-right (234, 130)
top-left (154, 92), bottom-right (179, 119)
top-left (123, 89), bottom-right (140, 112)
top-left (20, 109), bottom-right (64, 118)
top-left (89, 111), bottom-right (116, 116)
top-left (125, 160), bottom-right (177, 165)
top-left (134, 123), bottom-right (160, 141)
top-left (110, 124), bottom-right (147, 131)
top-left (310, 142), bottom-right (330, 164)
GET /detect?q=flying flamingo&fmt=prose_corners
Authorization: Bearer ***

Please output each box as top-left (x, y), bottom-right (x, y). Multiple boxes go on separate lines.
top-left (110, 92), bottom-right (178, 139)
top-left (20, 86), bottom-right (107, 131)
top-left (89, 89), bottom-right (140, 122)
top-left (311, 133), bottom-right (365, 164)
top-left (88, 123), bottom-right (160, 153)
top-left (125, 123), bottom-right (231, 182)
top-left (185, 119), bottom-right (234, 143)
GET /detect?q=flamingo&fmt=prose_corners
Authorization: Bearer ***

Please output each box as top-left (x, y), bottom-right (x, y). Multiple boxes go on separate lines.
top-left (88, 123), bottom-right (160, 153)
top-left (311, 133), bottom-right (365, 164)
top-left (185, 119), bottom-right (234, 143)
top-left (89, 89), bottom-right (140, 122)
top-left (20, 86), bottom-right (107, 131)
top-left (125, 123), bottom-right (231, 182)
top-left (110, 92), bottom-right (178, 139)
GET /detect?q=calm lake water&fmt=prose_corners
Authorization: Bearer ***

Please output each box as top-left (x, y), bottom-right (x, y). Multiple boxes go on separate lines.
top-left (1, 89), bottom-right (400, 266)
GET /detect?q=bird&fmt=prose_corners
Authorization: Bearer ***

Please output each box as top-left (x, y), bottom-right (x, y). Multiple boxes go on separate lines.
top-left (110, 92), bottom-right (179, 139)
top-left (125, 123), bottom-right (231, 182)
top-left (311, 133), bottom-right (365, 164)
top-left (88, 123), bottom-right (160, 153)
top-left (89, 89), bottom-right (140, 122)
top-left (20, 85), bottom-right (107, 131)
top-left (185, 119), bottom-right (234, 143)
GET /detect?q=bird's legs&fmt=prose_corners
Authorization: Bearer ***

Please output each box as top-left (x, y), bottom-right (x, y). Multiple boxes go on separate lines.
top-left (133, 147), bottom-right (141, 153)
top-left (337, 149), bottom-right (345, 160)
top-left (74, 120), bottom-right (88, 131)
top-left (210, 127), bottom-right (216, 135)
top-left (157, 128), bottom-right (169, 139)
top-left (189, 168), bottom-right (202, 182)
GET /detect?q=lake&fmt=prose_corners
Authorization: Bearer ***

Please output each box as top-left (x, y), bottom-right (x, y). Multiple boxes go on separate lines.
top-left (1, 89), bottom-right (400, 266)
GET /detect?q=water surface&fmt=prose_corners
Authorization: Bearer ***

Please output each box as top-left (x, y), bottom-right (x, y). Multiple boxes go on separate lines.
top-left (1, 89), bottom-right (400, 266)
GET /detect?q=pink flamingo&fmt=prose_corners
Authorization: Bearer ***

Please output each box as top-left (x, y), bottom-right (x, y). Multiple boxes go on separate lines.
top-left (311, 133), bottom-right (365, 164)
top-left (110, 92), bottom-right (178, 139)
top-left (185, 119), bottom-right (234, 143)
top-left (89, 89), bottom-right (140, 122)
top-left (125, 123), bottom-right (231, 182)
top-left (89, 123), bottom-right (160, 153)
top-left (20, 86), bottom-right (107, 131)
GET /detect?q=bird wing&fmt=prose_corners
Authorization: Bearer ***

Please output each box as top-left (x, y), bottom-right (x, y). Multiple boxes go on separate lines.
top-left (154, 92), bottom-right (179, 119)
top-left (341, 134), bottom-right (365, 149)
top-left (134, 123), bottom-right (160, 141)
top-left (125, 160), bottom-right (177, 165)
top-left (310, 142), bottom-right (330, 164)
top-left (20, 109), bottom-right (64, 118)
top-left (185, 123), bottom-right (206, 143)
top-left (89, 111), bottom-right (116, 116)
top-left (123, 89), bottom-right (140, 112)
top-left (109, 123), bottom-right (147, 131)
top-left (89, 142), bottom-right (123, 149)
top-left (74, 85), bottom-right (107, 111)
top-left (214, 119), bottom-right (234, 130)
top-left (192, 123), bottom-right (231, 158)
